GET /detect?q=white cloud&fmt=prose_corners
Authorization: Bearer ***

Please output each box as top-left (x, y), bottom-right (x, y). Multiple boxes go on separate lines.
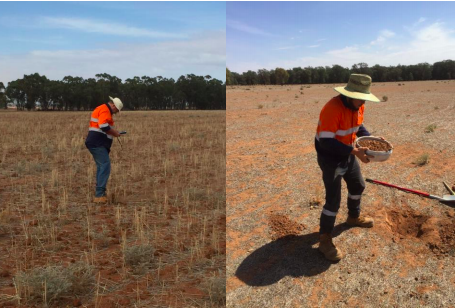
top-left (370, 29), bottom-right (395, 45)
top-left (40, 17), bottom-right (187, 39)
top-left (227, 19), bottom-right (273, 36)
top-left (228, 22), bottom-right (455, 73)
top-left (275, 46), bottom-right (299, 50)
top-left (0, 31), bottom-right (226, 84)
top-left (308, 45), bottom-right (320, 48)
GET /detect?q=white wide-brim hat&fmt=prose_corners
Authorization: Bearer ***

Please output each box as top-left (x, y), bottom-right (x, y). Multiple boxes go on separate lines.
top-left (334, 74), bottom-right (380, 102)
top-left (109, 96), bottom-right (123, 111)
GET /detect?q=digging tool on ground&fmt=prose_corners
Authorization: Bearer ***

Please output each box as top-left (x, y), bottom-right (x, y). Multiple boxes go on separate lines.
top-left (443, 181), bottom-right (455, 195)
top-left (366, 178), bottom-right (455, 206)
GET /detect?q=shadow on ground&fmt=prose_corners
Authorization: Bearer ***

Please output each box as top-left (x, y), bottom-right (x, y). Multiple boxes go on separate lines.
top-left (235, 223), bottom-right (350, 286)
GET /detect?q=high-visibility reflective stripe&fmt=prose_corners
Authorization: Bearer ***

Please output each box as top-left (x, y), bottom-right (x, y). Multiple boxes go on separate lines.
top-left (319, 131), bottom-right (336, 138)
top-left (348, 193), bottom-right (362, 200)
top-left (89, 127), bottom-right (114, 139)
top-left (89, 127), bottom-right (105, 134)
top-left (322, 209), bottom-right (337, 217)
top-left (99, 123), bottom-right (110, 128)
top-left (90, 117), bottom-right (99, 123)
top-left (335, 126), bottom-right (360, 136)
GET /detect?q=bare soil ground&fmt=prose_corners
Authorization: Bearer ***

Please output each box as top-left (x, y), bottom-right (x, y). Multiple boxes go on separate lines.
top-left (227, 80), bottom-right (455, 307)
top-left (0, 110), bottom-right (225, 307)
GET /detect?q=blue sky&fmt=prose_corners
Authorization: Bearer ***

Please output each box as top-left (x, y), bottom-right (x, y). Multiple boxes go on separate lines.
top-left (0, 1), bottom-right (226, 85)
top-left (227, 2), bottom-right (455, 74)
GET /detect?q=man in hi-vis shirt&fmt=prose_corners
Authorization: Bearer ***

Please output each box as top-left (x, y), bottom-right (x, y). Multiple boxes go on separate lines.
top-left (85, 96), bottom-right (123, 203)
top-left (315, 74), bottom-right (382, 261)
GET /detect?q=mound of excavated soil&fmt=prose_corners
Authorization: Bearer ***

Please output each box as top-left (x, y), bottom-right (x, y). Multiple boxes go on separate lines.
top-left (430, 218), bottom-right (455, 257)
top-left (386, 207), bottom-right (455, 258)
top-left (357, 139), bottom-right (393, 151)
top-left (268, 214), bottom-right (305, 240)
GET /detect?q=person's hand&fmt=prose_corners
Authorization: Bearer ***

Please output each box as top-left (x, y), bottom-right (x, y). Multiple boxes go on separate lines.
top-left (352, 147), bottom-right (374, 163)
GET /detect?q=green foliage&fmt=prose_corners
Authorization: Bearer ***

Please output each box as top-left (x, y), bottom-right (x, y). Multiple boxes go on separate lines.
top-left (228, 60), bottom-right (455, 86)
top-left (226, 67), bottom-right (232, 85)
top-left (274, 67), bottom-right (289, 85)
top-left (424, 124), bottom-right (437, 133)
top-left (4, 73), bottom-right (225, 110)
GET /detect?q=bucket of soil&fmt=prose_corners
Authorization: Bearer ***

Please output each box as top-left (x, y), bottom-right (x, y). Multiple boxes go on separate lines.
top-left (356, 136), bottom-right (393, 162)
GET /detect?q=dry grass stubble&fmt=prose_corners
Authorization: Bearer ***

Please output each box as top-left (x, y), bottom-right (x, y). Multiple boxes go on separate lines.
top-left (0, 110), bottom-right (225, 307)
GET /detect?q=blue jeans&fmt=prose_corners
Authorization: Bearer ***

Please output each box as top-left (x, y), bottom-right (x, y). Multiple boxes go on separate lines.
top-left (88, 147), bottom-right (111, 197)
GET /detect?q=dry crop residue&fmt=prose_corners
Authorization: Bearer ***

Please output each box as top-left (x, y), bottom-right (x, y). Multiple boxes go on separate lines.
top-left (0, 110), bottom-right (226, 307)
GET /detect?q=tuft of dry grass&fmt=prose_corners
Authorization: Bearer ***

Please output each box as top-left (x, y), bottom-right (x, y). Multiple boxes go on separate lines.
top-left (205, 273), bottom-right (226, 306)
top-left (14, 262), bottom-right (94, 306)
top-left (424, 123), bottom-right (437, 133)
top-left (414, 153), bottom-right (430, 166)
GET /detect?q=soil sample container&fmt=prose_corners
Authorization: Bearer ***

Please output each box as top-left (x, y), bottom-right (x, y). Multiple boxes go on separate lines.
top-left (355, 136), bottom-right (393, 162)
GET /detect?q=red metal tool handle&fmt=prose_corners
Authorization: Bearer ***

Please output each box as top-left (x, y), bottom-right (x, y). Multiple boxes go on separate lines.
top-left (365, 178), bottom-right (430, 197)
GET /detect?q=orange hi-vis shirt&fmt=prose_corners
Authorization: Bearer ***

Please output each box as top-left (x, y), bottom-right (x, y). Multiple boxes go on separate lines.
top-left (88, 104), bottom-right (115, 139)
top-left (315, 95), bottom-right (365, 146)
top-left (85, 103), bottom-right (115, 151)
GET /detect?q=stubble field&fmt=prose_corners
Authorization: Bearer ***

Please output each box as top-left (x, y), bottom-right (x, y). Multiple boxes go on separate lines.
top-left (0, 110), bottom-right (226, 307)
top-left (227, 80), bottom-right (455, 307)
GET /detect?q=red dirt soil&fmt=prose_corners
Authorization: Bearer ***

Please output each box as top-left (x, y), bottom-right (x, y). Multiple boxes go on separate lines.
top-left (227, 80), bottom-right (455, 307)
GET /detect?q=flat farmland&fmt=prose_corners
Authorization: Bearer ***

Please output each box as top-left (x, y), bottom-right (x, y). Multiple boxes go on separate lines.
top-left (227, 80), bottom-right (455, 307)
top-left (0, 110), bottom-right (226, 307)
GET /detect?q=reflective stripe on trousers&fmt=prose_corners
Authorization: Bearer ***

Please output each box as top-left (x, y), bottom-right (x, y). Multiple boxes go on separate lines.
top-left (317, 154), bottom-right (366, 234)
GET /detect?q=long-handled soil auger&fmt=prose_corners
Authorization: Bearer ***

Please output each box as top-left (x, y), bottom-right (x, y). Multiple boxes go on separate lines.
top-left (117, 131), bottom-right (127, 150)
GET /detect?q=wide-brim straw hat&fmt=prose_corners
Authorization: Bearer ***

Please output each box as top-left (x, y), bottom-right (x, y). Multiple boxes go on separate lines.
top-left (109, 96), bottom-right (123, 111)
top-left (334, 74), bottom-right (380, 102)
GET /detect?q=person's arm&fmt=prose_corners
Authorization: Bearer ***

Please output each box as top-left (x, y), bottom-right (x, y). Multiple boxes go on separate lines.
top-left (99, 110), bottom-right (121, 137)
top-left (106, 128), bottom-right (121, 137)
top-left (318, 138), bottom-right (354, 156)
top-left (356, 124), bottom-right (371, 137)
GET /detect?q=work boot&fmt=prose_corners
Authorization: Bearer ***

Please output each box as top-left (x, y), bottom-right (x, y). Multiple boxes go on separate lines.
top-left (346, 215), bottom-right (374, 228)
top-left (93, 196), bottom-right (108, 204)
top-left (319, 233), bottom-right (343, 261)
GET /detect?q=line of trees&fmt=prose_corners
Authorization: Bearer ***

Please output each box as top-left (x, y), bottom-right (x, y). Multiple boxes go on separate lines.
top-left (1, 73), bottom-right (226, 111)
top-left (226, 60), bottom-right (455, 86)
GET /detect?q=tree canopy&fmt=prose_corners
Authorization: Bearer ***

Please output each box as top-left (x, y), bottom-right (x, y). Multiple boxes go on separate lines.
top-left (3, 73), bottom-right (225, 111)
top-left (227, 60), bottom-right (455, 85)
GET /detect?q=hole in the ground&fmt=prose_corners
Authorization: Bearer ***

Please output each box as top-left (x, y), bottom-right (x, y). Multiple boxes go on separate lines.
top-left (386, 209), bottom-right (429, 238)
top-left (386, 207), bottom-right (455, 257)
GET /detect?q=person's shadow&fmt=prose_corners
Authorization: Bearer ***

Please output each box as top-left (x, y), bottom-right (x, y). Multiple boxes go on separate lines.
top-left (235, 223), bottom-right (350, 286)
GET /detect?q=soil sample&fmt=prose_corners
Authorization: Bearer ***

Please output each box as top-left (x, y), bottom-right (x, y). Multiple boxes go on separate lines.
top-left (357, 139), bottom-right (392, 152)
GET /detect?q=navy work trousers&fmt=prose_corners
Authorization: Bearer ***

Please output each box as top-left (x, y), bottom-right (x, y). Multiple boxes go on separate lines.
top-left (317, 154), bottom-right (366, 234)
